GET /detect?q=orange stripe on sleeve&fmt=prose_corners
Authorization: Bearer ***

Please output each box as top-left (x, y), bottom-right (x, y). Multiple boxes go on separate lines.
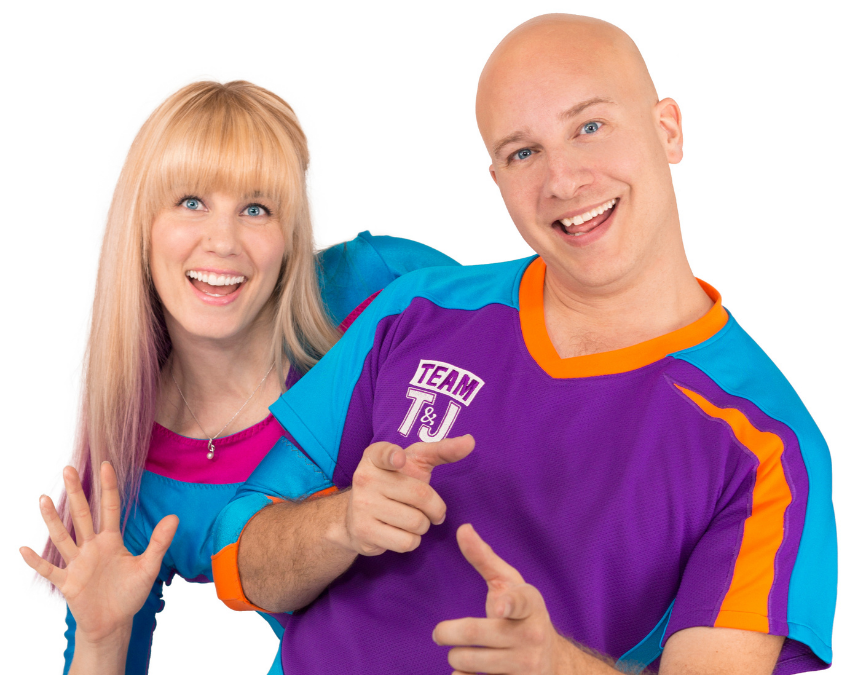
top-left (307, 486), bottom-right (338, 500)
top-left (212, 488), bottom-right (339, 612)
top-left (676, 385), bottom-right (792, 633)
top-left (212, 541), bottom-right (268, 612)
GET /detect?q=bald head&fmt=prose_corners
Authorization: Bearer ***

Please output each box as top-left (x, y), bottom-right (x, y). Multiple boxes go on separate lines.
top-left (477, 14), bottom-right (658, 150)
top-left (473, 13), bottom-right (686, 293)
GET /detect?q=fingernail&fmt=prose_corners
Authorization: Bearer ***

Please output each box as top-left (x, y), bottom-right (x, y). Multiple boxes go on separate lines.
top-left (502, 598), bottom-right (513, 617)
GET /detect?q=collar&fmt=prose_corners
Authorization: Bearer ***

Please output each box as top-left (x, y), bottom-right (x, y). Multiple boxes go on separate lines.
top-left (518, 257), bottom-right (728, 378)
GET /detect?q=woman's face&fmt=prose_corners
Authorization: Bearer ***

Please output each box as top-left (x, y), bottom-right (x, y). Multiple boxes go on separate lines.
top-left (150, 191), bottom-right (286, 343)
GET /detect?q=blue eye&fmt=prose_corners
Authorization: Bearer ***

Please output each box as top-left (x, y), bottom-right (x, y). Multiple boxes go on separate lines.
top-left (580, 122), bottom-right (601, 135)
top-left (244, 204), bottom-right (267, 217)
top-left (182, 197), bottom-right (202, 210)
top-left (512, 148), bottom-right (534, 161)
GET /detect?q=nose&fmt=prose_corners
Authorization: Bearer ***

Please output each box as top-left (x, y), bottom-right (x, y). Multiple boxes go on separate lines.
top-left (543, 150), bottom-right (593, 201)
top-left (205, 210), bottom-right (241, 258)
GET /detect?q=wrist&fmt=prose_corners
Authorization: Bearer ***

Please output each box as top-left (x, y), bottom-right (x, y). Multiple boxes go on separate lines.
top-left (76, 623), bottom-right (133, 651)
top-left (555, 634), bottom-right (621, 675)
top-left (70, 624), bottom-right (132, 675)
top-left (554, 634), bottom-right (582, 675)
top-left (322, 490), bottom-right (356, 553)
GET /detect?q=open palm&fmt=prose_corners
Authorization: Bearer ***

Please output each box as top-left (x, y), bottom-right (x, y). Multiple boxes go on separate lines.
top-left (21, 462), bottom-right (178, 643)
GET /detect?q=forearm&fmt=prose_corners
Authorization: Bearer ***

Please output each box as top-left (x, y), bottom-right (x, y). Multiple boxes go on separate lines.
top-left (67, 626), bottom-right (131, 675)
top-left (556, 629), bottom-right (784, 675)
top-left (238, 490), bottom-right (357, 612)
top-left (555, 635), bottom-right (640, 675)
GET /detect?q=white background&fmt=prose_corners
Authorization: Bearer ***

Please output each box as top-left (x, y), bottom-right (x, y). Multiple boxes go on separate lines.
top-left (2, 0), bottom-right (847, 672)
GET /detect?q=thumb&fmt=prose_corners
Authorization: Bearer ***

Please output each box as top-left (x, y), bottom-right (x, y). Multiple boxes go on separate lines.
top-left (405, 434), bottom-right (474, 478)
top-left (141, 515), bottom-right (179, 572)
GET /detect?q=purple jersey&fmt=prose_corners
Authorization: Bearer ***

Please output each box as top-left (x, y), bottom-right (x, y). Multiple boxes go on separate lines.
top-left (215, 257), bottom-right (836, 674)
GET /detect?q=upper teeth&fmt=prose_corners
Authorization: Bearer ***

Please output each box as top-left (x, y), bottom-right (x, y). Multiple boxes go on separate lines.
top-left (186, 271), bottom-right (246, 286)
top-left (560, 199), bottom-right (617, 227)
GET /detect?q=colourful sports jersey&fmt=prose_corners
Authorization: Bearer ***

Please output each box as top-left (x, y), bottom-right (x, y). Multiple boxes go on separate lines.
top-left (214, 257), bottom-right (836, 675)
top-left (60, 231), bottom-right (458, 675)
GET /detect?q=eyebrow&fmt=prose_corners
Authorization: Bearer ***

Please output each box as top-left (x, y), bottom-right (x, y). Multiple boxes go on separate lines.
top-left (558, 97), bottom-right (614, 122)
top-left (492, 131), bottom-right (532, 158)
top-left (491, 97), bottom-right (615, 158)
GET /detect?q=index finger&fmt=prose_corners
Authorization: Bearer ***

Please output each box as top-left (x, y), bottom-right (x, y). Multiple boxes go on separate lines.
top-left (100, 461), bottom-right (122, 533)
top-left (456, 523), bottom-right (524, 588)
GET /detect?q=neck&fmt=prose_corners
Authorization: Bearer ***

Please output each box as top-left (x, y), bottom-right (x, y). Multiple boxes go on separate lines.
top-left (541, 243), bottom-right (713, 360)
top-left (156, 310), bottom-right (284, 438)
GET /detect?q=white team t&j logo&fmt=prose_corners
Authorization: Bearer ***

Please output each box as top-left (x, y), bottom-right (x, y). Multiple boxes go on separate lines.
top-left (397, 359), bottom-right (485, 443)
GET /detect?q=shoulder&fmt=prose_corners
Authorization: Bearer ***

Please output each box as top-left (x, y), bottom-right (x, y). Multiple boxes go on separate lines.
top-left (670, 314), bottom-right (826, 447)
top-left (315, 231), bottom-right (459, 324)
top-left (354, 231), bottom-right (459, 273)
top-left (316, 231), bottom-right (457, 279)
top-left (369, 256), bottom-right (533, 318)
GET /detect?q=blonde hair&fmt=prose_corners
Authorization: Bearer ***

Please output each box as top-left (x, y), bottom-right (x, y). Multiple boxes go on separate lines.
top-left (45, 81), bottom-right (339, 570)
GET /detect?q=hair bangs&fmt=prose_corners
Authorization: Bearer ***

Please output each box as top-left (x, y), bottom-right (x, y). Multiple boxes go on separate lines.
top-left (145, 94), bottom-right (304, 226)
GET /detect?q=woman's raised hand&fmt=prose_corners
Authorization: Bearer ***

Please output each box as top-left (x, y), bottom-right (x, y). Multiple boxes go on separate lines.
top-left (20, 462), bottom-right (179, 644)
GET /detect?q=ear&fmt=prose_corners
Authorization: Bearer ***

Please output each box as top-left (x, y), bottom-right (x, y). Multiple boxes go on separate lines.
top-left (489, 164), bottom-right (498, 184)
top-left (655, 97), bottom-right (683, 164)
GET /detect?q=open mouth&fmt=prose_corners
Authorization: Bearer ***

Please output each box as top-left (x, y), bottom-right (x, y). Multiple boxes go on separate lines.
top-left (554, 198), bottom-right (618, 237)
top-left (186, 270), bottom-right (246, 298)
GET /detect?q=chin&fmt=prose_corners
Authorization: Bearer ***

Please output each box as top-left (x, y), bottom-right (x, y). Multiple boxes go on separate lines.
top-left (579, 260), bottom-right (641, 291)
top-left (184, 320), bottom-right (247, 342)
top-left (554, 246), bottom-right (637, 291)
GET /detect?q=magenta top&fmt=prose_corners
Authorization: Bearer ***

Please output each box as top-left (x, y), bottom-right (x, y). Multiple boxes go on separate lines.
top-left (146, 414), bottom-right (284, 484)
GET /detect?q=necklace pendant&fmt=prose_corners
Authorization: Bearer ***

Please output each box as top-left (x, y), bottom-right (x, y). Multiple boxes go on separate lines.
top-left (207, 439), bottom-right (215, 460)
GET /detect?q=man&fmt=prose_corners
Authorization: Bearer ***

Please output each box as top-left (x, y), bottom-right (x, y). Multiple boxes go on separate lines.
top-left (211, 14), bottom-right (836, 674)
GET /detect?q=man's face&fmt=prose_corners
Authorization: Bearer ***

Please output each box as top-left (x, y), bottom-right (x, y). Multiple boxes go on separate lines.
top-left (479, 50), bottom-right (683, 291)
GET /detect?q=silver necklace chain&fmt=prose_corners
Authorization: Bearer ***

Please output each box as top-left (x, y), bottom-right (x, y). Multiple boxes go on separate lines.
top-left (170, 362), bottom-right (275, 460)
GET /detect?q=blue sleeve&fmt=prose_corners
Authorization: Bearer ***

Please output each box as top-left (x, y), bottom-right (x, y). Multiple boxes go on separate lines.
top-left (362, 231), bottom-right (459, 276)
top-left (62, 515), bottom-right (167, 675)
top-left (269, 278), bottom-right (415, 482)
top-left (316, 231), bottom-right (458, 324)
top-left (212, 435), bottom-right (334, 568)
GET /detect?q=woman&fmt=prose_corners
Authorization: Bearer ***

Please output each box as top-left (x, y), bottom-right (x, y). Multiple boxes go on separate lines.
top-left (19, 80), bottom-right (456, 674)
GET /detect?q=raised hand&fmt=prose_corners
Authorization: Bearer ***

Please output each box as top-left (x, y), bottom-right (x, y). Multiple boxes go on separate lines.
top-left (20, 462), bottom-right (178, 645)
top-left (342, 434), bottom-right (474, 556)
top-left (432, 524), bottom-right (567, 675)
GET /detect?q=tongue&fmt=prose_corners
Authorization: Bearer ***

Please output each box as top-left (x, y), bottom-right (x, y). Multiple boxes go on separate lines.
top-left (191, 278), bottom-right (241, 296)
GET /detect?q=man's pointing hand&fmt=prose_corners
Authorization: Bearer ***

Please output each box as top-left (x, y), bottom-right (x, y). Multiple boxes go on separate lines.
top-left (433, 524), bottom-right (567, 675)
top-left (342, 435), bottom-right (475, 556)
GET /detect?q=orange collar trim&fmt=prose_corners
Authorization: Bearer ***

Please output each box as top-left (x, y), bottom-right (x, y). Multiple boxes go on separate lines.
top-left (518, 257), bottom-right (728, 378)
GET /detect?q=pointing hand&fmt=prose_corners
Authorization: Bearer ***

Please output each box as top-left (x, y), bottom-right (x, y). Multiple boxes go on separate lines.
top-left (342, 435), bottom-right (474, 556)
top-left (432, 524), bottom-right (565, 675)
